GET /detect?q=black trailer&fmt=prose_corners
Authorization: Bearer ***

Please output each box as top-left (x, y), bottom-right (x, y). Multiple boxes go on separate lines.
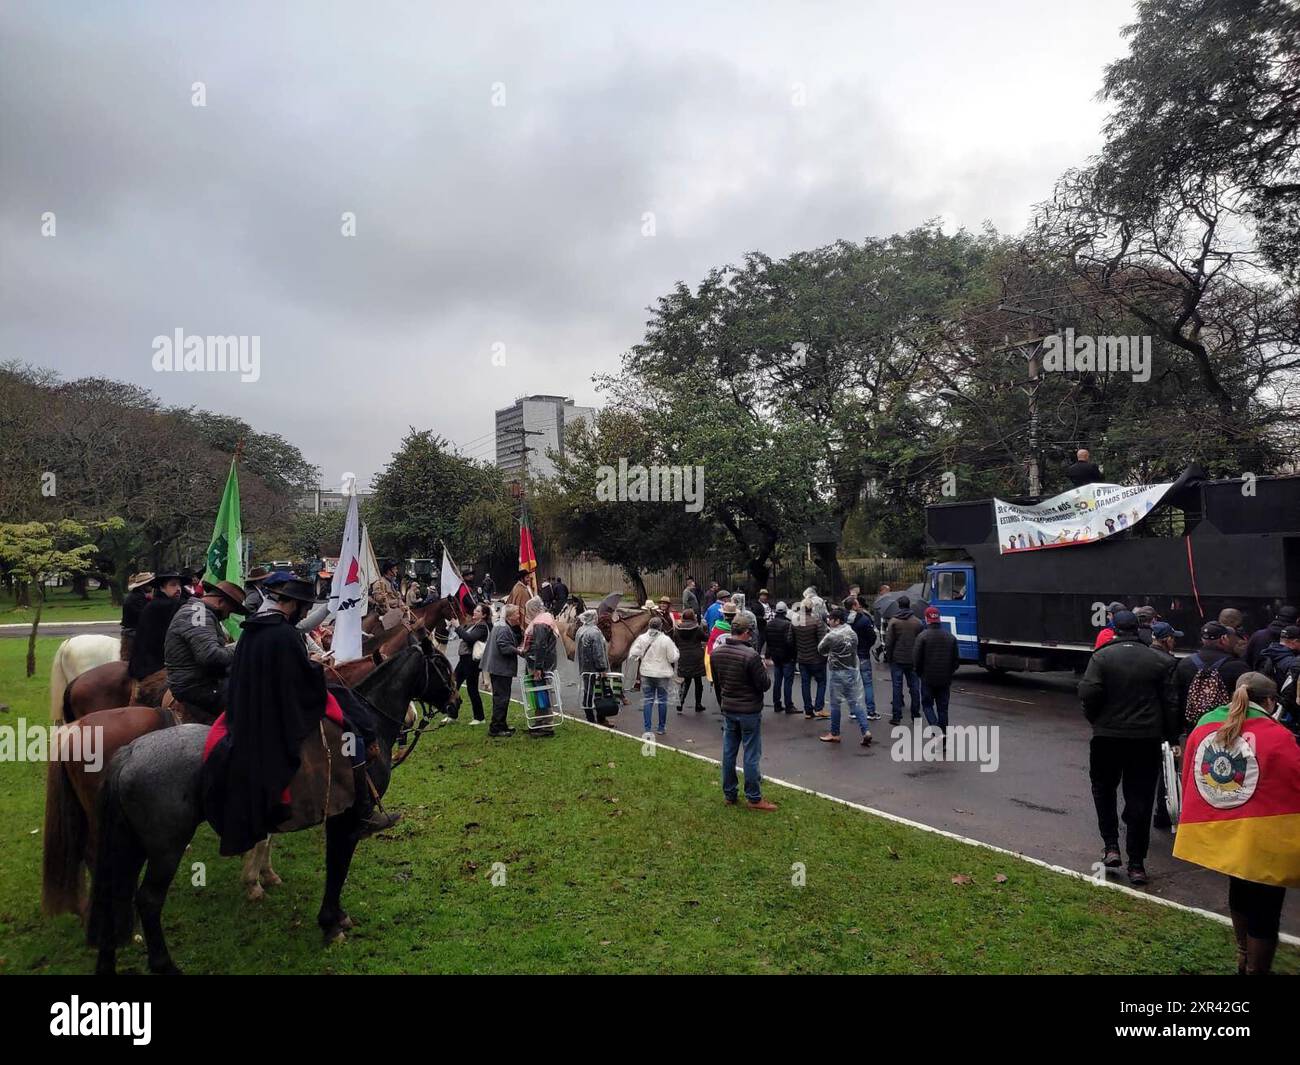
top-left (923, 472), bottom-right (1300, 672)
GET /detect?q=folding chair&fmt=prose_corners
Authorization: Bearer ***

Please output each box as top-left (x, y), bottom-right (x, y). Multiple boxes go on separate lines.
top-left (521, 670), bottom-right (563, 730)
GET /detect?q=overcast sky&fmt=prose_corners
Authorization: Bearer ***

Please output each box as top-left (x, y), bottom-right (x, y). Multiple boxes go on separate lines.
top-left (1, 0), bottom-right (1135, 486)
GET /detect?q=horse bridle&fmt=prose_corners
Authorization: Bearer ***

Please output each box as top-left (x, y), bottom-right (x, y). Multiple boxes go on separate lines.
top-left (392, 643), bottom-right (456, 767)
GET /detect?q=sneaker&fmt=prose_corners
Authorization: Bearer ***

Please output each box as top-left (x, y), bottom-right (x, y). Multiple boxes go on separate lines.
top-left (656, 729), bottom-right (666, 735)
top-left (488, 728), bottom-right (515, 738)
top-left (1127, 865), bottom-right (1149, 886)
top-left (813, 710), bottom-right (830, 719)
top-left (818, 734), bottom-right (841, 743)
top-left (1102, 848), bottom-right (1122, 868)
top-left (746, 799), bottom-right (777, 811)
top-left (860, 733), bottom-right (872, 747)
top-left (440, 715), bottom-right (456, 724)
top-left (866, 711), bottom-right (881, 721)
top-left (889, 718), bottom-right (902, 726)
top-left (468, 719), bottom-right (484, 726)
top-left (803, 712), bottom-right (815, 720)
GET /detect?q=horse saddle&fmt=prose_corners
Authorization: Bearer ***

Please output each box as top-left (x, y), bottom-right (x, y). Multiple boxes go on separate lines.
top-left (273, 719), bottom-right (357, 834)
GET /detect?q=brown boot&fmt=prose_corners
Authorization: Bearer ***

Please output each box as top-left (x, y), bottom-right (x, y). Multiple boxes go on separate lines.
top-left (746, 798), bottom-right (777, 811)
top-left (1245, 935), bottom-right (1277, 975)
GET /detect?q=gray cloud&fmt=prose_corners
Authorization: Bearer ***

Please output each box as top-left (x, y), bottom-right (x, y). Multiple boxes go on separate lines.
top-left (0, 0), bottom-right (1132, 484)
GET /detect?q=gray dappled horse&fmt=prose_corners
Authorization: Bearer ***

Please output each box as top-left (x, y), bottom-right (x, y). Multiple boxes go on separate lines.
top-left (87, 640), bottom-right (454, 975)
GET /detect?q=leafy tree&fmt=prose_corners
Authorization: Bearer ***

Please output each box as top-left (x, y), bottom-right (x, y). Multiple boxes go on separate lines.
top-left (0, 518), bottom-right (123, 675)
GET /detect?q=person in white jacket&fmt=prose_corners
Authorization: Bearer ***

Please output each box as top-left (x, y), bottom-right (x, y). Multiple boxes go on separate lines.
top-left (629, 616), bottom-right (680, 735)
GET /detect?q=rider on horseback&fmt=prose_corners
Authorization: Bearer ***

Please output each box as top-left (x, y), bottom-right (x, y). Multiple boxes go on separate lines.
top-left (128, 572), bottom-right (183, 681)
top-left (164, 579), bottom-right (246, 719)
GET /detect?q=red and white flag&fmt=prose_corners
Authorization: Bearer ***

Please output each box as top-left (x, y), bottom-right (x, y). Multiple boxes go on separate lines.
top-left (327, 491), bottom-right (364, 661)
top-left (440, 546), bottom-right (475, 616)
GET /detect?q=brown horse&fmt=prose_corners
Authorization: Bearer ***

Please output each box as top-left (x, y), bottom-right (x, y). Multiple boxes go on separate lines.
top-left (60, 661), bottom-right (168, 724)
top-left (557, 604), bottom-right (653, 668)
top-left (43, 706), bottom-right (178, 918)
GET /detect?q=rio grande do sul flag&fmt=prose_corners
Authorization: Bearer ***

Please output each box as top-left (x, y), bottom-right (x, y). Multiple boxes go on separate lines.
top-left (1174, 707), bottom-right (1300, 887)
top-left (326, 491), bottom-right (364, 662)
top-left (519, 504), bottom-right (537, 576)
top-left (203, 458), bottom-right (243, 638)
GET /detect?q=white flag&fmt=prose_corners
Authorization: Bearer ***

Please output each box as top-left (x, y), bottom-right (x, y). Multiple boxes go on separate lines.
top-left (327, 492), bottom-right (364, 661)
top-left (359, 524), bottom-right (380, 617)
top-left (441, 546), bottom-right (466, 603)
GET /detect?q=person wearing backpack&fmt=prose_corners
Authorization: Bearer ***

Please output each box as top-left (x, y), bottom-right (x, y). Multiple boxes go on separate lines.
top-left (1175, 622), bottom-right (1250, 736)
top-left (1256, 624), bottom-right (1300, 683)
top-left (1078, 611), bottom-right (1181, 885)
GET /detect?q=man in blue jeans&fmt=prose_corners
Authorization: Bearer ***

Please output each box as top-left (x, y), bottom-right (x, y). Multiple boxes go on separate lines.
top-left (884, 595), bottom-right (923, 724)
top-left (817, 607), bottom-right (873, 747)
top-left (711, 616), bottom-right (776, 810)
top-left (845, 596), bottom-right (880, 721)
top-left (765, 600), bottom-right (797, 712)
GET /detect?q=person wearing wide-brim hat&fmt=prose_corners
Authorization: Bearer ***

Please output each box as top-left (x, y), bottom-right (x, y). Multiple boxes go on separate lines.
top-left (163, 579), bottom-right (245, 721)
top-left (242, 566), bottom-right (272, 614)
top-left (129, 572), bottom-right (185, 680)
top-left (119, 572), bottom-right (155, 661)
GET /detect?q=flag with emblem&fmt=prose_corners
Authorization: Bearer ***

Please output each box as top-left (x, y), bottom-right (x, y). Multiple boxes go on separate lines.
top-left (203, 457), bottom-right (243, 638)
top-left (327, 491), bottom-right (364, 661)
top-left (1174, 706), bottom-right (1300, 887)
top-left (519, 502), bottom-right (537, 592)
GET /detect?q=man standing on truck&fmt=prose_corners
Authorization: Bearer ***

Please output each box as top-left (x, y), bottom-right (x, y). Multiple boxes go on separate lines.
top-left (884, 595), bottom-right (923, 725)
top-left (1078, 610), bottom-right (1180, 886)
top-left (1065, 448), bottom-right (1102, 488)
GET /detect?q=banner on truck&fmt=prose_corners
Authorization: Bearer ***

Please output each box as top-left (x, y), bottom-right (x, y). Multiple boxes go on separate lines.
top-left (994, 481), bottom-right (1174, 554)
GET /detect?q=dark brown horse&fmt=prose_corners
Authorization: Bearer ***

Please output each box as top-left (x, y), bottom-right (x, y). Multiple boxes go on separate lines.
top-left (60, 662), bottom-right (167, 724)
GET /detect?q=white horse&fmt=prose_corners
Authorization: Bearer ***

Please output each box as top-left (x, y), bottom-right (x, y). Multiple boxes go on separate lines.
top-left (49, 634), bottom-right (120, 722)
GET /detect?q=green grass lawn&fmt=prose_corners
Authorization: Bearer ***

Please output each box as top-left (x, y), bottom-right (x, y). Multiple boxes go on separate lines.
top-left (1, 587), bottom-right (119, 624)
top-left (1, 636), bottom-right (1294, 975)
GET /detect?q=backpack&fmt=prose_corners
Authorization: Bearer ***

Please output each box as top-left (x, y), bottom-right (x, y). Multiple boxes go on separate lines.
top-left (1184, 653), bottom-right (1230, 730)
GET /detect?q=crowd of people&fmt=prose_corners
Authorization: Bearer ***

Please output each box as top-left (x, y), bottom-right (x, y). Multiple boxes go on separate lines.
top-left (118, 559), bottom-right (1300, 973)
top-left (1081, 599), bottom-right (1300, 974)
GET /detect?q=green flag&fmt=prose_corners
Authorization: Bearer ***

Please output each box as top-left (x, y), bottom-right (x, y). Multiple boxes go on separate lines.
top-left (204, 458), bottom-right (243, 638)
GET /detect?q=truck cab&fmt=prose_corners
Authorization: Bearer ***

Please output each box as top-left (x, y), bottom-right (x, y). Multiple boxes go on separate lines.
top-left (923, 563), bottom-right (980, 663)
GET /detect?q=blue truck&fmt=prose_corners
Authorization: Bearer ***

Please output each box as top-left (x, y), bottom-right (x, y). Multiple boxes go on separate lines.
top-left (921, 472), bottom-right (1300, 674)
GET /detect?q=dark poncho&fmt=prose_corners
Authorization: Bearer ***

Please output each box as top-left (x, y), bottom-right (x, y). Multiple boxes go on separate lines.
top-left (128, 595), bottom-right (182, 680)
top-left (202, 611), bottom-right (326, 856)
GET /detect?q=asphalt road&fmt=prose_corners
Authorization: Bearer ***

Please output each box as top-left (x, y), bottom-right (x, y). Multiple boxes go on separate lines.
top-left (19, 619), bottom-right (1295, 933)
top-left (0, 621), bottom-right (120, 639)
top-left (508, 650), bottom-right (1300, 935)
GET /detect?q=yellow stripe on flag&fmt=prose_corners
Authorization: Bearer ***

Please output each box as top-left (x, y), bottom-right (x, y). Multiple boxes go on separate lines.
top-left (1173, 812), bottom-right (1300, 888)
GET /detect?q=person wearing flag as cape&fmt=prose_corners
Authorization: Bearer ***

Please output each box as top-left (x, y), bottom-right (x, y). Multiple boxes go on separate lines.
top-left (1174, 671), bottom-right (1300, 975)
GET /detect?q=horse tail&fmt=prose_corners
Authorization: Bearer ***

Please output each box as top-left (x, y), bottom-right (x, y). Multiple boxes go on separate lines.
top-left (41, 756), bottom-right (88, 917)
top-left (50, 642), bottom-right (70, 724)
top-left (86, 751), bottom-right (145, 949)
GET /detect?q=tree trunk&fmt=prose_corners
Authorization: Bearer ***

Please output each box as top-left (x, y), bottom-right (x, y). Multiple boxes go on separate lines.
top-left (626, 568), bottom-right (648, 607)
top-left (15, 580), bottom-right (30, 608)
top-left (747, 559), bottom-right (770, 594)
top-left (812, 542), bottom-right (845, 599)
top-left (108, 574), bottom-right (124, 607)
top-left (72, 573), bottom-right (89, 599)
top-left (26, 592), bottom-right (43, 677)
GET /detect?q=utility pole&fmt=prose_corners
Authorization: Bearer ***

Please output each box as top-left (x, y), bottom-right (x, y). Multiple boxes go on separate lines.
top-left (998, 303), bottom-right (1059, 498)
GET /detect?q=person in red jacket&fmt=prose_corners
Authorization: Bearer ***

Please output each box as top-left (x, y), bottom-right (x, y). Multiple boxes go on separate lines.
top-left (1093, 601), bottom-right (1128, 650)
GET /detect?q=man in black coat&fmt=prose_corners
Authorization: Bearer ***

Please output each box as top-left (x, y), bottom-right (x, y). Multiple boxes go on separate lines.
top-left (1078, 611), bottom-right (1180, 885)
top-left (765, 602), bottom-right (796, 713)
top-left (202, 574), bottom-right (331, 857)
top-left (119, 571), bottom-right (153, 661)
top-left (1065, 448), bottom-right (1102, 488)
top-left (913, 606), bottom-right (960, 737)
top-left (1244, 605), bottom-right (1299, 669)
top-left (128, 573), bottom-right (184, 680)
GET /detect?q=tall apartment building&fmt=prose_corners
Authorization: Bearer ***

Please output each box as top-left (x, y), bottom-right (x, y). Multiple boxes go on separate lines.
top-left (495, 395), bottom-right (596, 479)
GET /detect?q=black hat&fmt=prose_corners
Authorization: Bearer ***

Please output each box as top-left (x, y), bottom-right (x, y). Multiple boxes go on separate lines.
top-left (153, 572), bottom-right (182, 584)
top-left (1112, 610), bottom-right (1139, 630)
top-left (1278, 606), bottom-right (1299, 622)
top-left (262, 570), bottom-right (316, 603)
top-left (1282, 625), bottom-right (1300, 640)
top-left (1201, 621), bottom-right (1230, 640)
